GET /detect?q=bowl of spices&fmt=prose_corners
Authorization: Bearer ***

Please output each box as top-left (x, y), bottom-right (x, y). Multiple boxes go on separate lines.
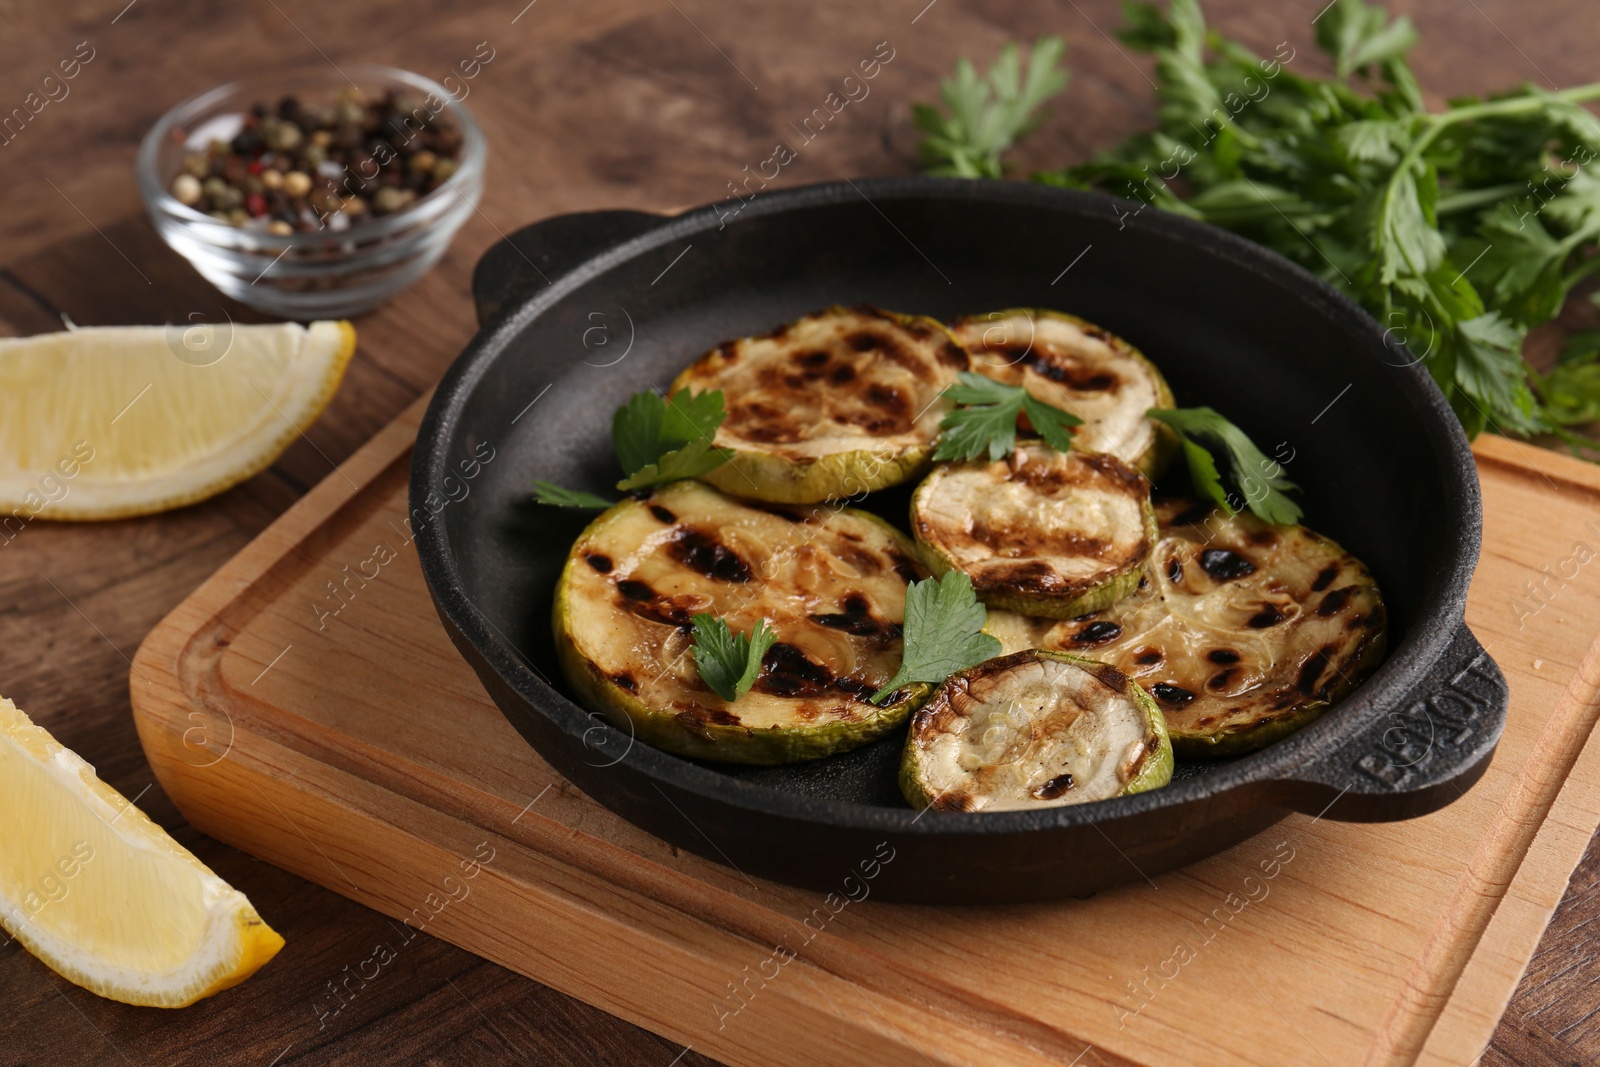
top-left (137, 64), bottom-right (485, 318)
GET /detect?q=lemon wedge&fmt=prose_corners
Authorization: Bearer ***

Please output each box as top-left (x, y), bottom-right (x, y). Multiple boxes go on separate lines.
top-left (0, 697), bottom-right (284, 1007)
top-left (0, 320), bottom-right (354, 521)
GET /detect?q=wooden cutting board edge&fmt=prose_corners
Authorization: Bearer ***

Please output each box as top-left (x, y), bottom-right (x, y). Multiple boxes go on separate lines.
top-left (1397, 437), bottom-right (1600, 1066)
top-left (126, 415), bottom-right (1600, 1067)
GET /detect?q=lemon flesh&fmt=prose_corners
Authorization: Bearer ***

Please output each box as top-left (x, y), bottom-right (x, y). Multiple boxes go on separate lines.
top-left (0, 697), bottom-right (284, 1006)
top-left (0, 320), bottom-right (354, 521)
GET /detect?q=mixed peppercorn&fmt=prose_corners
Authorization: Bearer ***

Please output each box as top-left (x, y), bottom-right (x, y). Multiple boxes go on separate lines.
top-left (169, 88), bottom-right (465, 234)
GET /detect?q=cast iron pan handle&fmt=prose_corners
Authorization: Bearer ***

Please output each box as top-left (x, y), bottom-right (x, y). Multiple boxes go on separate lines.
top-left (472, 209), bottom-right (669, 326)
top-left (1276, 621), bottom-right (1507, 821)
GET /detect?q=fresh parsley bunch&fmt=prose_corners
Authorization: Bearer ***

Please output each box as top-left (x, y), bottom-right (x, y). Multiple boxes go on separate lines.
top-left (921, 0), bottom-right (1600, 447)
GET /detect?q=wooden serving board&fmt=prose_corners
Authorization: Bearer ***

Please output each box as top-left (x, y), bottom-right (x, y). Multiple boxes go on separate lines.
top-left (129, 398), bottom-right (1600, 1067)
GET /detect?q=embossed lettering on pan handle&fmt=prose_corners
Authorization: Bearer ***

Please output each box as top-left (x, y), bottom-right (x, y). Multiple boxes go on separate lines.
top-left (471, 210), bottom-right (668, 327)
top-left (1275, 622), bottom-right (1508, 821)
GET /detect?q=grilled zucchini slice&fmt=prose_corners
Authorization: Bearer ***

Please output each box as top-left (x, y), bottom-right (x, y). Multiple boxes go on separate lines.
top-left (985, 500), bottom-right (1387, 756)
top-left (553, 479), bottom-right (931, 764)
top-left (900, 649), bottom-right (1172, 812)
top-left (952, 309), bottom-right (1177, 477)
top-left (910, 444), bottom-right (1157, 618)
top-left (668, 306), bottom-right (967, 504)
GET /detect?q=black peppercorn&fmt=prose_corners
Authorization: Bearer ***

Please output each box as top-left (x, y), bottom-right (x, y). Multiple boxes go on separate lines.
top-left (174, 85), bottom-right (464, 232)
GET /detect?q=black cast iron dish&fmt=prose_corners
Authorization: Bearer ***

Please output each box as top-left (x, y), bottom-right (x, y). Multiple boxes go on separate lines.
top-left (412, 178), bottom-right (1508, 904)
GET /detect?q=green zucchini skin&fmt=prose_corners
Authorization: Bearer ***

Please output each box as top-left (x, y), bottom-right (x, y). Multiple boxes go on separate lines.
top-left (552, 479), bottom-right (931, 765)
top-left (900, 649), bottom-right (1173, 812)
top-left (952, 308), bottom-right (1178, 479)
top-left (698, 444), bottom-right (934, 509)
top-left (985, 500), bottom-right (1388, 757)
top-left (910, 444), bottom-right (1157, 620)
top-left (669, 306), bottom-right (967, 504)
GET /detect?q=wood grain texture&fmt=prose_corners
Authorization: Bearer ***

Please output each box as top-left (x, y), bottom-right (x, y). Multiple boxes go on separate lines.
top-left (119, 413), bottom-right (1600, 1067)
top-left (2, 1), bottom-right (1598, 1065)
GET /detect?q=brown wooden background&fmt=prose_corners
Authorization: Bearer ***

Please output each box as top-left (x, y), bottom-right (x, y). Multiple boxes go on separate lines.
top-left (1, 1), bottom-right (1596, 1064)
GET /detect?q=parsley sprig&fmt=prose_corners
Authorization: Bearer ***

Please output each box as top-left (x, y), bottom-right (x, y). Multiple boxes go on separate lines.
top-left (691, 614), bottom-right (777, 703)
top-left (1149, 407), bottom-right (1302, 524)
top-left (925, 0), bottom-right (1600, 448)
top-left (870, 572), bottom-right (1001, 704)
top-left (914, 37), bottom-right (1068, 179)
top-left (934, 372), bottom-right (1082, 462)
top-left (533, 389), bottom-right (733, 506)
top-left (1537, 324), bottom-right (1600, 428)
top-left (526, 483), bottom-right (614, 508)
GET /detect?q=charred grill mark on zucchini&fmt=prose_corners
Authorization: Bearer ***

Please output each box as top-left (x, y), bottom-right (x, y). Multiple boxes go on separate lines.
top-left (1248, 604), bottom-right (1287, 628)
top-left (987, 342), bottom-right (1121, 391)
top-left (911, 444), bottom-right (1157, 619)
top-left (668, 306), bottom-right (966, 504)
top-left (666, 528), bottom-right (752, 582)
top-left (1150, 683), bottom-right (1197, 707)
top-left (900, 649), bottom-right (1172, 812)
top-left (755, 642), bottom-right (838, 698)
top-left (1200, 548), bottom-right (1256, 581)
top-left (952, 309), bottom-right (1176, 477)
top-left (1033, 773), bottom-right (1076, 799)
top-left (1317, 586), bottom-right (1355, 616)
top-left (617, 579), bottom-right (654, 601)
top-left (614, 580), bottom-right (701, 630)
top-left (807, 593), bottom-right (902, 641)
top-left (1296, 646), bottom-right (1336, 696)
top-left (554, 480), bottom-right (930, 765)
top-left (983, 498), bottom-right (1386, 756)
top-left (1072, 620), bottom-right (1123, 646)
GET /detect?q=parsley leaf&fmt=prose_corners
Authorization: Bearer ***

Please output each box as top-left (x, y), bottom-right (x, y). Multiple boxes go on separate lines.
top-left (613, 389), bottom-right (730, 481)
top-left (933, 372), bottom-right (1082, 462)
top-left (692, 614), bottom-right (777, 703)
top-left (610, 391), bottom-right (668, 476)
top-left (1535, 330), bottom-right (1600, 427)
top-left (531, 482), bottom-right (614, 508)
top-left (1148, 407), bottom-right (1303, 524)
top-left (537, 388), bottom-right (733, 505)
top-left (662, 387), bottom-right (726, 441)
top-left (870, 572), bottom-right (1001, 705)
top-left (914, 37), bottom-right (1068, 179)
top-left (1177, 436), bottom-right (1227, 508)
top-left (613, 389), bottom-right (733, 491)
top-left (1314, 0), bottom-right (1418, 79)
top-left (617, 438), bottom-right (733, 491)
top-left (1020, 393), bottom-right (1083, 453)
top-left (938, 0), bottom-right (1600, 449)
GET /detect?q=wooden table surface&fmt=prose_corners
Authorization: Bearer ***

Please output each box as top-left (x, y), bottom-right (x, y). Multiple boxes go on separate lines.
top-left (2, 2), bottom-right (1597, 1064)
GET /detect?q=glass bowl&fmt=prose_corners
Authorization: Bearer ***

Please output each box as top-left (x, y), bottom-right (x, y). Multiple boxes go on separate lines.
top-left (137, 64), bottom-right (486, 319)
